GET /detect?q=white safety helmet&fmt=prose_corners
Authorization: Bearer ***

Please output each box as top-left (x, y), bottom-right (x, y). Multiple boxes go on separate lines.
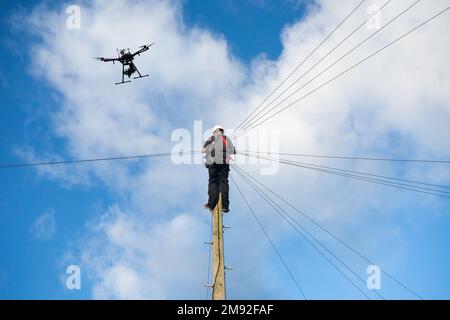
top-left (213, 125), bottom-right (224, 133)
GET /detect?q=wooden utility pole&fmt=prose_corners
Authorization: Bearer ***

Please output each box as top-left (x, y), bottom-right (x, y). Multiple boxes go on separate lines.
top-left (211, 193), bottom-right (226, 300)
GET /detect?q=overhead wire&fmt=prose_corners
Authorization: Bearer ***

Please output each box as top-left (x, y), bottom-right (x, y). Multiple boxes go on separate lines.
top-left (232, 164), bottom-right (380, 299)
top-left (232, 164), bottom-right (423, 299)
top-left (232, 0), bottom-right (393, 138)
top-left (0, 150), bottom-right (202, 169)
top-left (238, 152), bottom-right (450, 199)
top-left (240, 151), bottom-right (450, 190)
top-left (230, 174), bottom-right (308, 299)
top-left (232, 0), bottom-right (368, 138)
top-left (238, 150), bottom-right (450, 164)
top-left (2, 0), bottom-right (446, 301)
top-left (233, 4), bottom-right (450, 139)
top-left (233, 0), bottom-right (419, 138)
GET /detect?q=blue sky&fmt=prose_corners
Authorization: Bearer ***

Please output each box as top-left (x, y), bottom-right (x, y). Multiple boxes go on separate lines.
top-left (0, 0), bottom-right (309, 300)
top-left (1, 0), bottom-right (450, 300)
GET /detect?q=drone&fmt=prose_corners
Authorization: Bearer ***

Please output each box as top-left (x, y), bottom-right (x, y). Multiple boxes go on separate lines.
top-left (95, 43), bottom-right (155, 85)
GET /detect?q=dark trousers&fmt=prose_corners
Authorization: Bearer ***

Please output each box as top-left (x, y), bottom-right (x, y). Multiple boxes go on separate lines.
top-left (208, 163), bottom-right (230, 210)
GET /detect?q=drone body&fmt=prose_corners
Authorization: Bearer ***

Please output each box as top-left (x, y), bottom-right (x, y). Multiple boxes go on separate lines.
top-left (95, 43), bottom-right (155, 85)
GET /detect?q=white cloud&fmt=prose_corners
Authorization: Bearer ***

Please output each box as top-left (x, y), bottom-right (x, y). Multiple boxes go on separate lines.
top-left (30, 208), bottom-right (57, 240)
top-left (79, 205), bottom-right (208, 299)
top-left (22, 0), bottom-right (450, 298)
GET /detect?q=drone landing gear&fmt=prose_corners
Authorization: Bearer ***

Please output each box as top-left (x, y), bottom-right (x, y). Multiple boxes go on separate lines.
top-left (115, 80), bottom-right (131, 85)
top-left (114, 64), bottom-right (149, 85)
top-left (115, 64), bottom-right (132, 85)
top-left (134, 74), bottom-right (149, 80)
top-left (134, 67), bottom-right (149, 80)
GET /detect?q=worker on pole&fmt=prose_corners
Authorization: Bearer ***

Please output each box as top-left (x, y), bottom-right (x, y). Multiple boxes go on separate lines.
top-left (203, 125), bottom-right (236, 213)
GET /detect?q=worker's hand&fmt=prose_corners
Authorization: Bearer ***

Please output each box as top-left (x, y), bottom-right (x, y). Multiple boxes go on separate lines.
top-left (202, 147), bottom-right (207, 153)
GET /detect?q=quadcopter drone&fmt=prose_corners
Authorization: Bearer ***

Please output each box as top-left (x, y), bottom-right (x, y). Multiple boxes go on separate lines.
top-left (95, 43), bottom-right (155, 85)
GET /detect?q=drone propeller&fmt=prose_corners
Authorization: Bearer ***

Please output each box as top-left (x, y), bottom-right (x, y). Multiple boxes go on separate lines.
top-left (139, 42), bottom-right (156, 49)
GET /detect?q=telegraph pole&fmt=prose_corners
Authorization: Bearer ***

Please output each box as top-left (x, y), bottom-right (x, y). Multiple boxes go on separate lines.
top-left (211, 193), bottom-right (226, 300)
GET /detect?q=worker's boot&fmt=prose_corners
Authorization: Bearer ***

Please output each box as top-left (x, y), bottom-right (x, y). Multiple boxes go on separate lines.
top-left (203, 203), bottom-right (213, 213)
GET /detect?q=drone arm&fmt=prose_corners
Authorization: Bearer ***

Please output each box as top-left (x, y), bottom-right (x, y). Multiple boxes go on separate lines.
top-left (131, 43), bottom-right (155, 57)
top-left (132, 47), bottom-right (148, 57)
top-left (96, 57), bottom-right (119, 63)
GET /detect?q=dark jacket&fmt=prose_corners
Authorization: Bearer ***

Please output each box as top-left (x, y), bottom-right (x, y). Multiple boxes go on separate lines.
top-left (204, 134), bottom-right (236, 166)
